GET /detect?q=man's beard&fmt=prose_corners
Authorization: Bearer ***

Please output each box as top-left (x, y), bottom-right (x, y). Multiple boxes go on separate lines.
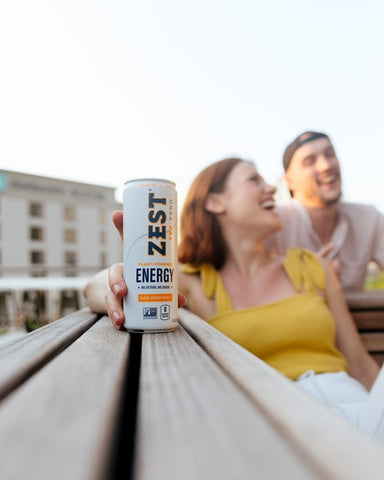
top-left (321, 190), bottom-right (342, 206)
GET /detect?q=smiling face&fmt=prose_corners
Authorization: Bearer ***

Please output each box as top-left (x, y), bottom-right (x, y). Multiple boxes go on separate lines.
top-left (207, 161), bottom-right (283, 238)
top-left (285, 137), bottom-right (342, 207)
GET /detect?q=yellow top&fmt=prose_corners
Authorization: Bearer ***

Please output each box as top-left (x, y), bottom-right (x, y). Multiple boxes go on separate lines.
top-left (182, 248), bottom-right (348, 380)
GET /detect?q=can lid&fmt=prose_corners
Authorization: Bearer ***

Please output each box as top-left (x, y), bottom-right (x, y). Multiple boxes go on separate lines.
top-left (124, 178), bottom-right (176, 186)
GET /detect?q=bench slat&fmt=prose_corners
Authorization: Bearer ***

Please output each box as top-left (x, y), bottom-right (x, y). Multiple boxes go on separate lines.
top-left (345, 291), bottom-right (384, 310)
top-left (360, 332), bottom-right (384, 352)
top-left (135, 324), bottom-right (320, 480)
top-left (0, 316), bottom-right (130, 480)
top-left (179, 308), bottom-right (384, 480)
top-left (0, 308), bottom-right (98, 400)
top-left (351, 310), bottom-right (384, 330)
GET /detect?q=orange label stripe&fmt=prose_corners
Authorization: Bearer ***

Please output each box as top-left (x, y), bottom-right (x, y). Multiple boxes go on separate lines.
top-left (138, 294), bottom-right (173, 302)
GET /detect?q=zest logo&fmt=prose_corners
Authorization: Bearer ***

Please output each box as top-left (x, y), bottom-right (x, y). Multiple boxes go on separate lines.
top-left (147, 192), bottom-right (167, 256)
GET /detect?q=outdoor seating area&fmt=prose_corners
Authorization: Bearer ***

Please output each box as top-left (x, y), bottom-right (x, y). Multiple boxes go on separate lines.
top-left (346, 290), bottom-right (384, 366)
top-left (1, 295), bottom-right (384, 479)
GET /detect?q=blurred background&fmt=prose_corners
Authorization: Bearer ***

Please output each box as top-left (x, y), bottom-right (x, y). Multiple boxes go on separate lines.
top-left (1, 0), bottom-right (384, 338)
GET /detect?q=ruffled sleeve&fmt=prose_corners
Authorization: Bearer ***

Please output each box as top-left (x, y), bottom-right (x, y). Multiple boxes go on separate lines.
top-left (284, 248), bottom-right (325, 293)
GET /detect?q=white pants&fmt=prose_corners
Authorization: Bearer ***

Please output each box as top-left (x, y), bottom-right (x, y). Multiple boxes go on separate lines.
top-left (295, 368), bottom-right (384, 443)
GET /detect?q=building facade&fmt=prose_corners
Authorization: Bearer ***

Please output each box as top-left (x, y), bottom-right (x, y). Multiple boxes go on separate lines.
top-left (0, 169), bottom-right (122, 278)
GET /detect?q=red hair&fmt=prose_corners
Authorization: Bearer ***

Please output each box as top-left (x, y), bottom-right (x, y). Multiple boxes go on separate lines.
top-left (178, 157), bottom-right (243, 269)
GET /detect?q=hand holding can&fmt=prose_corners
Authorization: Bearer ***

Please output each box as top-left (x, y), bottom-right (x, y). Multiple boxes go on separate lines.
top-left (123, 178), bottom-right (178, 332)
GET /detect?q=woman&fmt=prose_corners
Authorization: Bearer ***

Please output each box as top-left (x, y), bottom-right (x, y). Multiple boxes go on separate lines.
top-left (84, 157), bottom-right (382, 438)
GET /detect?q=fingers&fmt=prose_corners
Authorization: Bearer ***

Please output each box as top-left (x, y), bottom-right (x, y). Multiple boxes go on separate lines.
top-left (107, 263), bottom-right (127, 330)
top-left (331, 258), bottom-right (341, 278)
top-left (317, 243), bottom-right (341, 280)
top-left (109, 262), bottom-right (126, 297)
top-left (178, 293), bottom-right (186, 308)
top-left (317, 242), bottom-right (335, 258)
top-left (105, 288), bottom-right (125, 329)
top-left (106, 261), bottom-right (186, 330)
top-left (112, 210), bottom-right (124, 240)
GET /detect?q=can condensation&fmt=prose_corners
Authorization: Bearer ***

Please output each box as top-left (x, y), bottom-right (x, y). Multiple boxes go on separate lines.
top-left (123, 178), bottom-right (178, 332)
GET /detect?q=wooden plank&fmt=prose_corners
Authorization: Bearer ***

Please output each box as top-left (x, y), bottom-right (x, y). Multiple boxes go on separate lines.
top-left (351, 310), bottom-right (384, 330)
top-left (179, 308), bottom-right (384, 480)
top-left (345, 290), bottom-right (384, 310)
top-left (360, 332), bottom-right (384, 352)
top-left (135, 325), bottom-right (323, 480)
top-left (0, 308), bottom-right (98, 400)
top-left (0, 316), bottom-right (130, 480)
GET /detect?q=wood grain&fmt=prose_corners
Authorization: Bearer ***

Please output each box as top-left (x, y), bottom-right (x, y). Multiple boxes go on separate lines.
top-left (135, 325), bottom-right (321, 480)
top-left (0, 316), bottom-right (129, 480)
top-left (345, 290), bottom-right (384, 309)
top-left (351, 310), bottom-right (384, 330)
top-left (0, 308), bottom-right (99, 400)
top-left (360, 332), bottom-right (384, 352)
top-left (179, 308), bottom-right (384, 480)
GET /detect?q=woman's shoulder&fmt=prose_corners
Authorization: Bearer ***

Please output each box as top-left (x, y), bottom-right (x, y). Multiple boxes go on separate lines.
top-left (177, 263), bottom-right (217, 319)
top-left (283, 247), bottom-right (326, 292)
top-left (179, 262), bottom-right (218, 296)
top-left (178, 262), bottom-right (214, 288)
top-left (180, 262), bottom-right (215, 274)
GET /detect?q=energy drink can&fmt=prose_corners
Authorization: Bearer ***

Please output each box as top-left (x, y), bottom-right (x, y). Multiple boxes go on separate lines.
top-left (123, 178), bottom-right (178, 332)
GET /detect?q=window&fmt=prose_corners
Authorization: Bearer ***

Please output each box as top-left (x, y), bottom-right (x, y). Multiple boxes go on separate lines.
top-left (99, 208), bottom-right (106, 224)
top-left (64, 228), bottom-right (76, 243)
top-left (30, 226), bottom-right (44, 241)
top-left (30, 202), bottom-right (43, 218)
top-left (64, 251), bottom-right (77, 266)
top-left (31, 270), bottom-right (46, 277)
top-left (30, 250), bottom-right (45, 264)
top-left (63, 205), bottom-right (76, 221)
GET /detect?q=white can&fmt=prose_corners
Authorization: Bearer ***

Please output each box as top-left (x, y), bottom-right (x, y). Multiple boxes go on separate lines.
top-left (123, 178), bottom-right (178, 332)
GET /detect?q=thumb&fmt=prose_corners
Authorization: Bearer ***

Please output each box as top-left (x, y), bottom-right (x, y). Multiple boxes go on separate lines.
top-left (112, 210), bottom-right (124, 240)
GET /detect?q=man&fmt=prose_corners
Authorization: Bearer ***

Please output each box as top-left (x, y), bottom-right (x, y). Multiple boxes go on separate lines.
top-left (269, 131), bottom-right (384, 291)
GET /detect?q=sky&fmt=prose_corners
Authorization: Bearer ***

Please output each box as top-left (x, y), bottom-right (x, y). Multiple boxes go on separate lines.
top-left (1, 0), bottom-right (384, 210)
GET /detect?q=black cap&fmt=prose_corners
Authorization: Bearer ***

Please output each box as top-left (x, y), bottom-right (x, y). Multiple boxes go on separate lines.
top-left (283, 131), bottom-right (330, 171)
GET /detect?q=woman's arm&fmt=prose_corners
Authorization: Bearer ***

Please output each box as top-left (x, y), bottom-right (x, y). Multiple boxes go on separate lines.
top-left (323, 260), bottom-right (380, 390)
top-left (83, 268), bottom-right (110, 314)
top-left (83, 264), bottom-right (128, 329)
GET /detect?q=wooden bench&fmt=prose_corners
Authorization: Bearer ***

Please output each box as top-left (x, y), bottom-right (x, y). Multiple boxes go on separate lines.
top-left (1, 306), bottom-right (384, 479)
top-left (346, 291), bottom-right (384, 366)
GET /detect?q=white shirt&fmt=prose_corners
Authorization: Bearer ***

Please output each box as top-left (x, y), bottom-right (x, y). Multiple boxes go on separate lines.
top-left (269, 201), bottom-right (384, 291)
